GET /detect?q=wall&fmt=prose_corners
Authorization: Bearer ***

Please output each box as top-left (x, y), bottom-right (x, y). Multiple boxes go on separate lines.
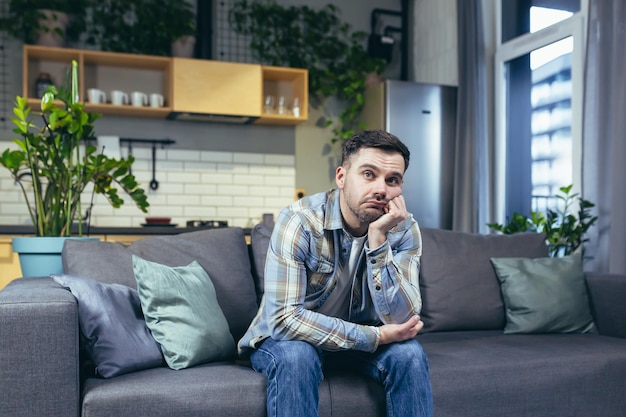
top-left (0, 139), bottom-right (295, 228)
top-left (0, 0), bottom-right (464, 228)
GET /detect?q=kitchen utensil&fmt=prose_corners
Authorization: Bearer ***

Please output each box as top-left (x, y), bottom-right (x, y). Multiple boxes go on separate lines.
top-left (150, 144), bottom-right (159, 190)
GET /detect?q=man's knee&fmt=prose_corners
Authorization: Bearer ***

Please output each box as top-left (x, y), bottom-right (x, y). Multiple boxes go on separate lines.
top-left (259, 339), bottom-right (322, 375)
top-left (388, 340), bottom-right (429, 372)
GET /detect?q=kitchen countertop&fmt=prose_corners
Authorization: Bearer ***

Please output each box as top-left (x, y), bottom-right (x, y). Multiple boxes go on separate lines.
top-left (0, 225), bottom-right (252, 236)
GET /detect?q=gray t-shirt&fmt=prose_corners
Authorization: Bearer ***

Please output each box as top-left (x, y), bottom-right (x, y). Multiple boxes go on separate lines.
top-left (316, 235), bottom-right (367, 320)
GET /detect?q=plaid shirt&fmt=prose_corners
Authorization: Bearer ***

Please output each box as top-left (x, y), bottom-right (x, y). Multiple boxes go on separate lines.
top-left (238, 189), bottom-right (423, 357)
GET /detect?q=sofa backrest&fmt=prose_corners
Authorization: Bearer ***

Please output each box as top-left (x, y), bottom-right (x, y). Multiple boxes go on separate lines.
top-left (62, 227), bottom-right (259, 343)
top-left (418, 228), bottom-right (549, 332)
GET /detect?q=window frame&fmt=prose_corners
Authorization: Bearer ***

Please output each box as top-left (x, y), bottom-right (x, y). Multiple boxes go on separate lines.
top-left (493, 1), bottom-right (587, 224)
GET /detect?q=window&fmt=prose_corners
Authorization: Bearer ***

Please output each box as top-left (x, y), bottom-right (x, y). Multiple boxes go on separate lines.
top-left (495, 0), bottom-right (586, 221)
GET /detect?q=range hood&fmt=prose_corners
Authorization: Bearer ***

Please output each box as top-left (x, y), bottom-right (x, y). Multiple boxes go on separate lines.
top-left (168, 112), bottom-right (258, 124)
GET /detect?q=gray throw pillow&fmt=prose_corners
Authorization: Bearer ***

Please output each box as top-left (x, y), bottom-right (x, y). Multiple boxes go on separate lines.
top-left (132, 255), bottom-right (236, 370)
top-left (418, 228), bottom-right (549, 332)
top-left (51, 274), bottom-right (164, 378)
top-left (62, 227), bottom-right (259, 342)
top-left (490, 254), bottom-right (595, 334)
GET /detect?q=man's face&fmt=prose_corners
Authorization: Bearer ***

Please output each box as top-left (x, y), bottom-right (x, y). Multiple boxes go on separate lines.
top-left (336, 147), bottom-right (405, 233)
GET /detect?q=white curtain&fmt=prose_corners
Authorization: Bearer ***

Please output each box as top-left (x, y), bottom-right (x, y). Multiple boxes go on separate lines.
top-left (582, 0), bottom-right (626, 274)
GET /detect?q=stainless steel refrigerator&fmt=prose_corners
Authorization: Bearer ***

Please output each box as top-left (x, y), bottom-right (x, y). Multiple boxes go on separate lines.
top-left (361, 80), bottom-right (457, 229)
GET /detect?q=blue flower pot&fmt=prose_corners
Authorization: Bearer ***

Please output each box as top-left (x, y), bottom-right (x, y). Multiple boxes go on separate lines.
top-left (12, 237), bottom-right (100, 278)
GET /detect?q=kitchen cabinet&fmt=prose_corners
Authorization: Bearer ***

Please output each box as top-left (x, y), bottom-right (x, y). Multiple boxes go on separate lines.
top-left (0, 236), bottom-right (23, 290)
top-left (171, 58), bottom-right (262, 118)
top-left (23, 45), bottom-right (172, 118)
top-left (255, 66), bottom-right (308, 125)
top-left (22, 45), bottom-right (308, 125)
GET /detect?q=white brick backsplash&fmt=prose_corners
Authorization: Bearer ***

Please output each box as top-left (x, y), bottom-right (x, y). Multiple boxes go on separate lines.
top-left (167, 149), bottom-right (201, 162)
top-left (166, 194), bottom-right (200, 206)
top-left (217, 184), bottom-right (248, 196)
top-left (217, 206), bottom-right (249, 218)
top-left (166, 171), bottom-right (201, 183)
top-left (234, 153), bottom-right (264, 164)
top-left (234, 196), bottom-right (264, 207)
top-left (264, 175), bottom-right (295, 187)
top-left (249, 186), bottom-right (280, 196)
top-left (184, 183), bottom-right (217, 195)
top-left (0, 140), bottom-right (295, 228)
top-left (201, 173), bottom-right (234, 184)
top-left (234, 174), bottom-right (265, 185)
top-left (201, 195), bottom-right (232, 206)
top-left (250, 165), bottom-right (281, 176)
top-left (201, 151), bottom-right (233, 163)
top-left (265, 154), bottom-right (295, 166)
top-left (183, 206), bottom-right (217, 218)
top-left (185, 161), bottom-right (217, 171)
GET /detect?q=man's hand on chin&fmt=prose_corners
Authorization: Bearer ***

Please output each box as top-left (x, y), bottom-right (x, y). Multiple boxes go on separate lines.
top-left (368, 195), bottom-right (409, 247)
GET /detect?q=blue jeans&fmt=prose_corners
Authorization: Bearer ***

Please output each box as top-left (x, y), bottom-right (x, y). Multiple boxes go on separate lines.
top-left (250, 338), bottom-right (433, 417)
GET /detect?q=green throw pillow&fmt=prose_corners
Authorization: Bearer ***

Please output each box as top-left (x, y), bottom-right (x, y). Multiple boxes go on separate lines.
top-left (132, 255), bottom-right (236, 370)
top-left (490, 254), bottom-right (595, 334)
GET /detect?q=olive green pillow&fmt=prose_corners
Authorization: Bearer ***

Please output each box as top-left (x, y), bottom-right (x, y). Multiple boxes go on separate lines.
top-left (490, 254), bottom-right (595, 334)
top-left (132, 255), bottom-right (235, 370)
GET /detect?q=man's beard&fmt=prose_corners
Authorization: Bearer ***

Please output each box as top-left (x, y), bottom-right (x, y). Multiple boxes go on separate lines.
top-left (348, 198), bottom-right (386, 224)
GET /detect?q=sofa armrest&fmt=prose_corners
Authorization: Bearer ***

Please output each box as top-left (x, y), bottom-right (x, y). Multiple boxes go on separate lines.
top-left (0, 277), bottom-right (80, 417)
top-left (586, 272), bottom-right (626, 338)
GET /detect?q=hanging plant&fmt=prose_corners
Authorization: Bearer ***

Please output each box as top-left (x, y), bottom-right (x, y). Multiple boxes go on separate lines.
top-left (229, 0), bottom-right (387, 143)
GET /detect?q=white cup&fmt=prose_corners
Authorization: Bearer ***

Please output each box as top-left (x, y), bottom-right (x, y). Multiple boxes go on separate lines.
top-left (149, 93), bottom-right (164, 108)
top-left (87, 88), bottom-right (106, 104)
top-left (110, 90), bottom-right (128, 105)
top-left (131, 91), bottom-right (148, 107)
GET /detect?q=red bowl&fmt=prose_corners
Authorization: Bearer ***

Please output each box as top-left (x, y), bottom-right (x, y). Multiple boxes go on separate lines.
top-left (145, 217), bottom-right (172, 225)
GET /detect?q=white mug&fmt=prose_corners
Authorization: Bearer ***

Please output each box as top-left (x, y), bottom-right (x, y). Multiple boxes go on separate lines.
top-left (87, 88), bottom-right (106, 104)
top-left (131, 91), bottom-right (148, 107)
top-left (110, 90), bottom-right (128, 106)
top-left (149, 93), bottom-right (164, 108)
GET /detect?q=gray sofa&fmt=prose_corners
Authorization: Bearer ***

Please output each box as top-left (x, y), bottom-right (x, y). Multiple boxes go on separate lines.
top-left (1, 226), bottom-right (626, 417)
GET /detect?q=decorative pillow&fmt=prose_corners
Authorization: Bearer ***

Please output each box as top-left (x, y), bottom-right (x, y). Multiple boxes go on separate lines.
top-left (51, 274), bottom-right (164, 378)
top-left (490, 254), bottom-right (596, 334)
top-left (132, 255), bottom-right (236, 370)
top-left (62, 227), bottom-right (259, 342)
top-left (418, 228), bottom-right (549, 332)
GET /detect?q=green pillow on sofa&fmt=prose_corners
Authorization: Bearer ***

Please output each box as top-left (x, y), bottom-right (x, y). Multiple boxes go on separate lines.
top-left (490, 254), bottom-right (595, 334)
top-left (132, 255), bottom-right (236, 370)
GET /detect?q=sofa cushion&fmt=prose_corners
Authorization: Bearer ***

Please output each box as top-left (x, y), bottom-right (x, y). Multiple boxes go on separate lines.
top-left (418, 228), bottom-right (549, 332)
top-left (133, 256), bottom-right (236, 369)
top-left (51, 274), bottom-right (164, 378)
top-left (250, 222), bottom-right (272, 302)
top-left (490, 254), bottom-right (595, 334)
top-left (62, 228), bottom-right (259, 342)
top-left (418, 330), bottom-right (626, 417)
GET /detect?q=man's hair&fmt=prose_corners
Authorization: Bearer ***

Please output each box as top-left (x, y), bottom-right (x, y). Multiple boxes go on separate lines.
top-left (341, 130), bottom-right (410, 171)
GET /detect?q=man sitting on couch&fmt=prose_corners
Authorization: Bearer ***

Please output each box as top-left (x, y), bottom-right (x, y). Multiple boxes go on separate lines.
top-left (238, 130), bottom-right (433, 417)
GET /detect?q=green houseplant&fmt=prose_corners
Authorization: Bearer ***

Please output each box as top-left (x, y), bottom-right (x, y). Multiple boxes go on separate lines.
top-left (487, 185), bottom-right (598, 257)
top-left (0, 61), bottom-right (149, 276)
top-left (0, 0), bottom-right (89, 45)
top-left (85, 0), bottom-right (196, 56)
top-left (229, 0), bottom-right (387, 143)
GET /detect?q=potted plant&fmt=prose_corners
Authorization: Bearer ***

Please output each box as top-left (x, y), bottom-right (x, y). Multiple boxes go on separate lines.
top-left (0, 0), bottom-right (89, 46)
top-left (0, 61), bottom-right (149, 277)
top-left (487, 185), bottom-right (598, 257)
top-left (229, 0), bottom-right (387, 143)
top-left (168, 0), bottom-right (197, 57)
top-left (86, 0), bottom-right (196, 57)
